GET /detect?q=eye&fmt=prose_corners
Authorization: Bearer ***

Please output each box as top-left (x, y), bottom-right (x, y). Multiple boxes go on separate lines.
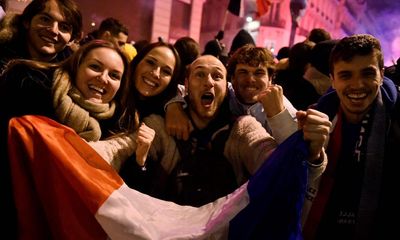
top-left (195, 71), bottom-right (206, 79)
top-left (145, 58), bottom-right (156, 66)
top-left (212, 72), bottom-right (223, 80)
top-left (89, 63), bottom-right (102, 72)
top-left (109, 71), bottom-right (122, 81)
top-left (58, 22), bottom-right (72, 33)
top-left (161, 68), bottom-right (172, 77)
top-left (255, 70), bottom-right (267, 78)
top-left (337, 72), bottom-right (351, 80)
top-left (38, 15), bottom-right (52, 24)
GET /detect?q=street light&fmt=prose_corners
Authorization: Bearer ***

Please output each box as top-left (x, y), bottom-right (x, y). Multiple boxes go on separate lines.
top-left (289, 0), bottom-right (307, 46)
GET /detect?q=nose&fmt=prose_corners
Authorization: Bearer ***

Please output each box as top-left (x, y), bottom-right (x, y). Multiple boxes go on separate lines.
top-left (151, 66), bottom-right (161, 79)
top-left (47, 21), bottom-right (59, 34)
top-left (97, 71), bottom-right (109, 84)
top-left (204, 73), bottom-right (215, 88)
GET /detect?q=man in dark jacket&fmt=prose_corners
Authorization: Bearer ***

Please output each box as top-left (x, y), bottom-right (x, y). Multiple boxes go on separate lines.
top-left (303, 34), bottom-right (400, 240)
top-left (0, 0), bottom-right (82, 72)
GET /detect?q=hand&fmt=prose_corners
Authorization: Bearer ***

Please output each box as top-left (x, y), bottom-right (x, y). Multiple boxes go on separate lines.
top-left (296, 109), bottom-right (331, 163)
top-left (165, 102), bottom-right (193, 140)
top-left (135, 123), bottom-right (155, 167)
top-left (257, 84), bottom-right (285, 118)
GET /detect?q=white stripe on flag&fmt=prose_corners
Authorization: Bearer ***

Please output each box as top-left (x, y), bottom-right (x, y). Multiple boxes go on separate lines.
top-left (96, 183), bottom-right (249, 240)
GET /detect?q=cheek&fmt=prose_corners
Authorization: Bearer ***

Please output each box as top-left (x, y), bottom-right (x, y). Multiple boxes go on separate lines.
top-left (59, 32), bottom-right (72, 44)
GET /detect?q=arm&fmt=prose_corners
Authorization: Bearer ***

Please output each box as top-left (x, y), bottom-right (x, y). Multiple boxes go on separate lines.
top-left (257, 85), bottom-right (298, 144)
top-left (164, 85), bottom-right (193, 140)
top-left (224, 115), bottom-right (278, 185)
top-left (135, 123), bottom-right (155, 167)
top-left (87, 133), bottom-right (137, 171)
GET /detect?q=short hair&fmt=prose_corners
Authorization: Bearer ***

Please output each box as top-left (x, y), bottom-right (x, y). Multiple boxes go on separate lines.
top-left (20, 0), bottom-right (82, 41)
top-left (308, 28), bottom-right (331, 44)
top-left (227, 44), bottom-right (275, 81)
top-left (330, 34), bottom-right (383, 74)
top-left (98, 17), bottom-right (128, 37)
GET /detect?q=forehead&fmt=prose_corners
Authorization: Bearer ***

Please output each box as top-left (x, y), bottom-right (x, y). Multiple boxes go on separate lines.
top-left (191, 56), bottom-right (225, 73)
top-left (84, 47), bottom-right (124, 69)
top-left (333, 53), bottom-right (380, 72)
top-left (39, 0), bottom-right (65, 20)
top-left (235, 63), bottom-right (266, 70)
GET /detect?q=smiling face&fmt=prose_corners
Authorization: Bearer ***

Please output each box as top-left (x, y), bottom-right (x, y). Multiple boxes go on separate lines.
top-left (232, 63), bottom-right (271, 104)
top-left (331, 52), bottom-right (383, 123)
top-left (133, 46), bottom-right (176, 99)
top-left (186, 55), bottom-right (227, 129)
top-left (25, 0), bottom-right (73, 61)
top-left (75, 47), bottom-right (124, 104)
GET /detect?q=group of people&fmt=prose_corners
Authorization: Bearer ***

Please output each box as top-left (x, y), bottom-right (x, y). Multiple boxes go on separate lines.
top-left (1, 0), bottom-right (399, 239)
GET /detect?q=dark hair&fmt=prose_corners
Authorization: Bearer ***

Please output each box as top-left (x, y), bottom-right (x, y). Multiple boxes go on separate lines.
top-left (174, 36), bottom-right (200, 84)
top-left (98, 17), bottom-right (128, 37)
top-left (227, 44), bottom-right (275, 81)
top-left (120, 41), bottom-right (181, 126)
top-left (288, 40), bottom-right (314, 74)
top-left (276, 46), bottom-right (290, 60)
top-left (308, 28), bottom-right (331, 44)
top-left (20, 0), bottom-right (82, 41)
top-left (330, 34), bottom-right (383, 74)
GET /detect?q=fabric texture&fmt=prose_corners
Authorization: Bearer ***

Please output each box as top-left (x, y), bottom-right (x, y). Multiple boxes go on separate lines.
top-left (52, 69), bottom-right (116, 141)
top-left (8, 115), bottom-right (310, 239)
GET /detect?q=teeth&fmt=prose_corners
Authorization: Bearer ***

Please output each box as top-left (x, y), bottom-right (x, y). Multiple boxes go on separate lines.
top-left (41, 36), bottom-right (56, 44)
top-left (89, 85), bottom-right (104, 93)
top-left (143, 78), bottom-right (156, 87)
top-left (348, 93), bottom-right (367, 99)
top-left (245, 86), bottom-right (257, 91)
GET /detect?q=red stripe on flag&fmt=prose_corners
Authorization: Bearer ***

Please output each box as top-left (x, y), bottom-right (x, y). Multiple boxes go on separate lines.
top-left (8, 115), bottom-right (123, 239)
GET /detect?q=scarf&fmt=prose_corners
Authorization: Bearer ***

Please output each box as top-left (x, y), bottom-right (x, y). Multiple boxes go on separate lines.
top-left (52, 69), bottom-right (116, 141)
top-left (304, 90), bottom-right (387, 239)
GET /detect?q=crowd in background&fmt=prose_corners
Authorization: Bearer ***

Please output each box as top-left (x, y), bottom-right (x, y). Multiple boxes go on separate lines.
top-left (1, 0), bottom-right (399, 239)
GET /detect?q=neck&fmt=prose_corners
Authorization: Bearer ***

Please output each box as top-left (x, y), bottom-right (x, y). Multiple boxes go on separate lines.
top-left (189, 110), bottom-right (213, 130)
top-left (341, 106), bottom-right (371, 124)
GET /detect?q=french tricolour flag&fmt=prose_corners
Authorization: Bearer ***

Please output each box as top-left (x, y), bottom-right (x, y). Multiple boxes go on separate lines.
top-left (8, 115), bottom-right (307, 240)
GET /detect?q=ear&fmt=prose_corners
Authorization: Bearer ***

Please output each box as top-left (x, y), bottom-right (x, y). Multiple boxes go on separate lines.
top-left (102, 31), bottom-right (112, 40)
top-left (379, 68), bottom-right (385, 85)
top-left (184, 77), bottom-right (189, 95)
top-left (330, 73), bottom-right (336, 89)
top-left (23, 20), bottom-right (30, 30)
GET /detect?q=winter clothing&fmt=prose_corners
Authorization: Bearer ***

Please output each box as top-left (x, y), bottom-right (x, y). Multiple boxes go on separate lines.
top-left (302, 77), bottom-right (400, 239)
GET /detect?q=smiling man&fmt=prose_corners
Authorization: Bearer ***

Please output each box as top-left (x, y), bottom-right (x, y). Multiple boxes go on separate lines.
top-left (0, 0), bottom-right (82, 72)
top-left (302, 34), bottom-right (400, 240)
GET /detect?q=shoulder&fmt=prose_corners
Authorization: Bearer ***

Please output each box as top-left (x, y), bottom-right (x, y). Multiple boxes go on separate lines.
top-left (2, 64), bottom-right (54, 88)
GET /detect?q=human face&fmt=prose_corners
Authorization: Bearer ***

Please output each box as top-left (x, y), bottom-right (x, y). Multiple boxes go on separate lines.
top-left (232, 63), bottom-right (271, 105)
top-left (331, 53), bottom-right (384, 123)
top-left (186, 55), bottom-right (227, 129)
top-left (101, 31), bottom-right (128, 49)
top-left (75, 47), bottom-right (124, 104)
top-left (134, 46), bottom-right (176, 98)
top-left (25, 0), bottom-right (73, 61)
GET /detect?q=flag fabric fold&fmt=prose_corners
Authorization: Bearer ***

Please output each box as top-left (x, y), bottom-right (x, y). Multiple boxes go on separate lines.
top-left (8, 115), bottom-right (308, 239)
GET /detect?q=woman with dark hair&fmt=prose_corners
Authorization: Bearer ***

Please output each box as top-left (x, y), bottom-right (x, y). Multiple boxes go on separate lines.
top-left (0, 0), bottom-right (82, 72)
top-left (120, 41), bottom-right (181, 123)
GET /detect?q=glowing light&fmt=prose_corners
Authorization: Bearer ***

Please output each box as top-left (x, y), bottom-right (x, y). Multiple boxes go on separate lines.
top-left (246, 16), bottom-right (253, 23)
top-left (91, 22), bottom-right (96, 27)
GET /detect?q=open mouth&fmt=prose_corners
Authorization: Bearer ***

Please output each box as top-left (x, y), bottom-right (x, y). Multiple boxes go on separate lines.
top-left (346, 92), bottom-right (367, 103)
top-left (201, 92), bottom-right (214, 106)
top-left (143, 77), bottom-right (157, 87)
top-left (89, 84), bottom-right (105, 95)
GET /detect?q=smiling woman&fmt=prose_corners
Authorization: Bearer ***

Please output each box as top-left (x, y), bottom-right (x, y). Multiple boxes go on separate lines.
top-left (0, 40), bottom-right (130, 141)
